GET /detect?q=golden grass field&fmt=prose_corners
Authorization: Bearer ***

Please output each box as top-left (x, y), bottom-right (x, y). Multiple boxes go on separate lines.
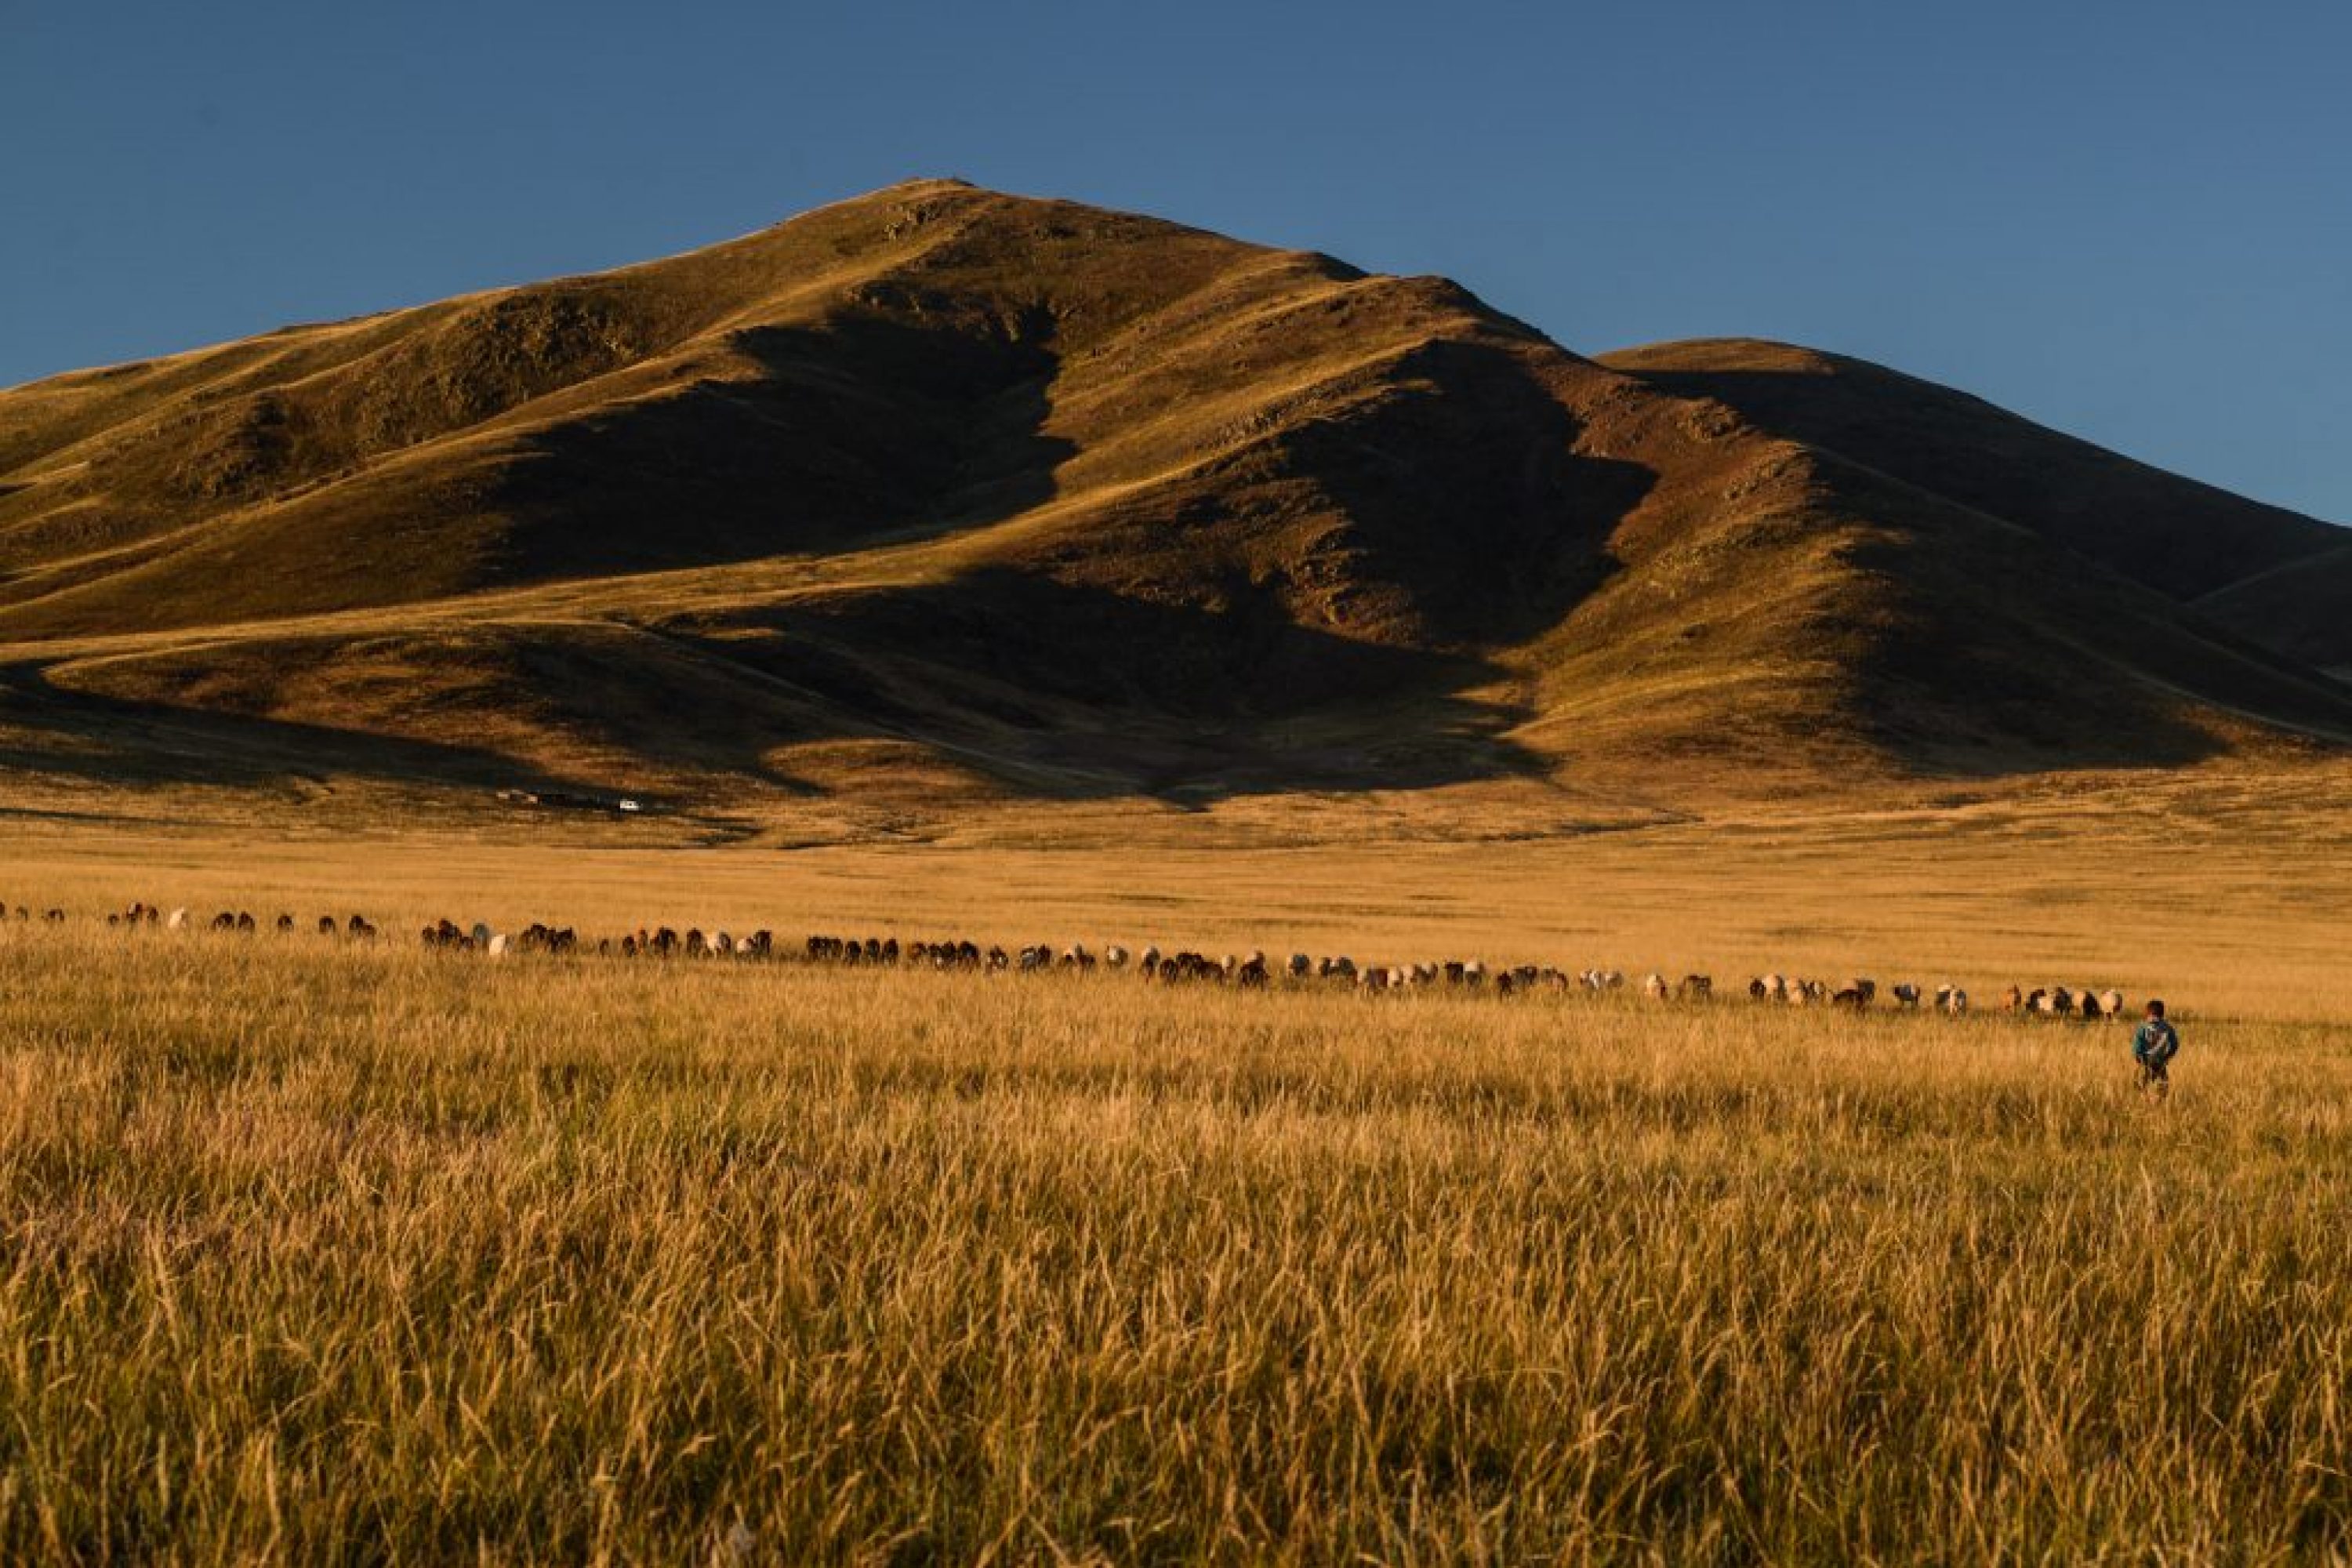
top-left (4, 772), bottom-right (2351, 1563)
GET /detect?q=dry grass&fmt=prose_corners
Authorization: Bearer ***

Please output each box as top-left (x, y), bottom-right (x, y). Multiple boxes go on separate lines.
top-left (3, 793), bottom-right (2350, 1563)
top-left (8, 760), bottom-right (2350, 1014)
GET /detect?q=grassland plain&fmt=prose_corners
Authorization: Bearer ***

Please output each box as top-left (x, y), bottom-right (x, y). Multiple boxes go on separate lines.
top-left (3, 777), bottom-right (2351, 1563)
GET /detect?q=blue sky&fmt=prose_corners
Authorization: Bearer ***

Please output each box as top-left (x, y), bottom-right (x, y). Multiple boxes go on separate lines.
top-left (5, 0), bottom-right (2346, 520)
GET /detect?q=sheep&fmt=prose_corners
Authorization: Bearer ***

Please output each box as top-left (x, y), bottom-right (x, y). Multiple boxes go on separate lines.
top-left (11, 888), bottom-right (2144, 1045)
top-left (1163, 952), bottom-right (1221, 983)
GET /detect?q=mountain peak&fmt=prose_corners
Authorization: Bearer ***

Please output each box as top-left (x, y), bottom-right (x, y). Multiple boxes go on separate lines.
top-left (0, 187), bottom-right (2344, 820)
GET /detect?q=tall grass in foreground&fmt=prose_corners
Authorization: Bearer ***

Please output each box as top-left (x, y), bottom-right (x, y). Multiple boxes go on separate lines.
top-left (1, 928), bottom-right (2347, 1563)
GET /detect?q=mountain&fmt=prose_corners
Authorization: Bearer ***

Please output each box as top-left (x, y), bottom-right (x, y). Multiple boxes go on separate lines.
top-left (1, 179), bottom-right (2346, 819)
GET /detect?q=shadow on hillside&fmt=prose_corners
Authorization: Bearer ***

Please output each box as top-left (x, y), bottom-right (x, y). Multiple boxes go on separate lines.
top-left (1613, 361), bottom-right (2343, 605)
top-left (0, 661), bottom-right (608, 800)
top-left (492, 308), bottom-right (1076, 583)
top-left (648, 566), bottom-right (1555, 801)
top-left (1828, 512), bottom-right (2352, 779)
top-left (0, 562), bottom-right (1554, 808)
top-left (1283, 337), bottom-right (1653, 645)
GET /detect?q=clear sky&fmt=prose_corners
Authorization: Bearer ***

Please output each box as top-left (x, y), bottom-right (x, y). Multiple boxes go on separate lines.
top-left (5, 0), bottom-right (2346, 521)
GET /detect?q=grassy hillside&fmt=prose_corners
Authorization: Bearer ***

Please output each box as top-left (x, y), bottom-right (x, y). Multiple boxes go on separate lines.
top-left (2, 181), bottom-right (2347, 818)
top-left (1597, 336), bottom-right (2347, 604)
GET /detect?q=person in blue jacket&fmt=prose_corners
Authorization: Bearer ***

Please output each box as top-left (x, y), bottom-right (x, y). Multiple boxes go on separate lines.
top-left (2132, 999), bottom-right (2181, 1098)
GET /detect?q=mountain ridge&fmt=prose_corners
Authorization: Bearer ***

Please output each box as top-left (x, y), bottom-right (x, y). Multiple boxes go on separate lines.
top-left (2, 179), bottom-right (2345, 820)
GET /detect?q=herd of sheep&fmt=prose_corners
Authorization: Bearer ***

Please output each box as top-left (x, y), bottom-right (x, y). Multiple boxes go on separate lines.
top-left (7, 902), bottom-right (2132, 1020)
